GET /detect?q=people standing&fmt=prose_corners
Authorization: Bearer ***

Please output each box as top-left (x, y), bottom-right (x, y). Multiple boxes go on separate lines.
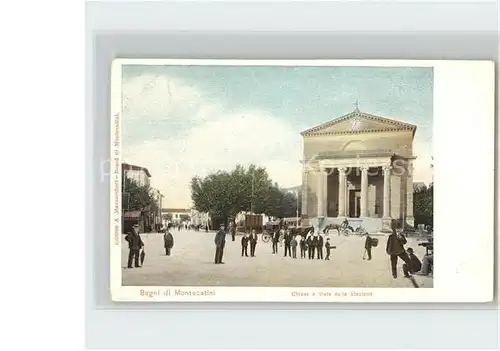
top-left (249, 230), bottom-right (258, 257)
top-left (307, 233), bottom-right (315, 259)
top-left (231, 222), bottom-right (236, 242)
top-left (163, 225), bottom-right (174, 256)
top-left (125, 224), bottom-right (144, 268)
top-left (312, 234), bottom-right (319, 259)
top-left (241, 234), bottom-right (249, 257)
top-left (364, 234), bottom-right (373, 260)
top-left (325, 238), bottom-right (334, 260)
top-left (291, 235), bottom-right (298, 259)
top-left (214, 224), bottom-right (226, 264)
top-left (283, 230), bottom-right (291, 257)
top-left (386, 223), bottom-right (411, 278)
top-left (272, 230), bottom-right (279, 254)
top-left (300, 235), bottom-right (307, 258)
top-left (316, 233), bottom-right (324, 259)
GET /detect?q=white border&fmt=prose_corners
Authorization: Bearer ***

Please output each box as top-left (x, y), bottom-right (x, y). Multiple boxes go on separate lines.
top-left (110, 59), bottom-right (494, 302)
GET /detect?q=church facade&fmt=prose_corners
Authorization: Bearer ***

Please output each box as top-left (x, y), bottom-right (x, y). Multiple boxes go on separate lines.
top-left (301, 107), bottom-right (417, 233)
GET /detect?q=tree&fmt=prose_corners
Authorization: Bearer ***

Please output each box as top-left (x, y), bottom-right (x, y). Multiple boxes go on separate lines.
top-left (122, 177), bottom-right (159, 213)
top-left (413, 184), bottom-right (433, 227)
top-left (191, 164), bottom-right (302, 223)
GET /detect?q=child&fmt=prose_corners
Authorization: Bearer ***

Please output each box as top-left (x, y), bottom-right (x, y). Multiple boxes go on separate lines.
top-left (325, 238), bottom-right (336, 260)
top-left (364, 234), bottom-right (373, 260)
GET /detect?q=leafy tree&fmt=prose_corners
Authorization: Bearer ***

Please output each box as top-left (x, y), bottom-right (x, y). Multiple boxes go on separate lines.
top-left (122, 177), bottom-right (159, 213)
top-left (413, 184), bottom-right (433, 227)
top-left (191, 164), bottom-right (301, 222)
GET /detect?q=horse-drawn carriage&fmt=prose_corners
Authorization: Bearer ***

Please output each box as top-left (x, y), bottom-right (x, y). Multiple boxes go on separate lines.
top-left (322, 222), bottom-right (368, 236)
top-left (261, 221), bottom-right (314, 243)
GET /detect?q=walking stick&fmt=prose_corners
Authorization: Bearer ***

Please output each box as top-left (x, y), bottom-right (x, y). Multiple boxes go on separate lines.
top-left (362, 249), bottom-right (366, 260)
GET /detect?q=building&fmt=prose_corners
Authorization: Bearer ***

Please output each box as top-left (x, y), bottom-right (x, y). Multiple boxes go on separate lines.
top-left (190, 209), bottom-right (211, 227)
top-left (301, 107), bottom-right (417, 234)
top-left (162, 208), bottom-right (190, 224)
top-left (150, 188), bottom-right (164, 231)
top-left (122, 162), bottom-right (151, 187)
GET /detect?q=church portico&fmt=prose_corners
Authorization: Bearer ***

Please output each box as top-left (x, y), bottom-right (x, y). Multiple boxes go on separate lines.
top-left (301, 107), bottom-right (417, 234)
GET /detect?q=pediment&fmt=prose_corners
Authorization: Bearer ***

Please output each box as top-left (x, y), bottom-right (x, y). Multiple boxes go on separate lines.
top-left (301, 110), bottom-right (416, 136)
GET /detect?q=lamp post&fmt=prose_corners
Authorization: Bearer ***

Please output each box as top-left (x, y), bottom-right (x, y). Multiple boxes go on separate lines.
top-left (295, 189), bottom-right (300, 228)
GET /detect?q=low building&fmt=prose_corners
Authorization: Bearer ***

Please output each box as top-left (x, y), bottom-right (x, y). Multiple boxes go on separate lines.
top-left (190, 209), bottom-right (211, 227)
top-left (123, 210), bottom-right (152, 234)
top-left (162, 208), bottom-right (190, 224)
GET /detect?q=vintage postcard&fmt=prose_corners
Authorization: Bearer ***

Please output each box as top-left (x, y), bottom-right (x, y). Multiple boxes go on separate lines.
top-left (109, 59), bottom-right (494, 302)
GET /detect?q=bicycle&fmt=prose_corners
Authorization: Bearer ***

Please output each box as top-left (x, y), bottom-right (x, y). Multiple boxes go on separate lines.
top-left (341, 225), bottom-right (368, 237)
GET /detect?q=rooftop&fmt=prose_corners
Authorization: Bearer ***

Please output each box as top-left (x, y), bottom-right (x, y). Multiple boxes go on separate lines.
top-left (122, 163), bottom-right (152, 177)
top-left (301, 108), bottom-right (417, 137)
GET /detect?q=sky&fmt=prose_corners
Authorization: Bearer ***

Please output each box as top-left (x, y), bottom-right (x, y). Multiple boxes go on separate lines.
top-left (122, 64), bottom-right (433, 208)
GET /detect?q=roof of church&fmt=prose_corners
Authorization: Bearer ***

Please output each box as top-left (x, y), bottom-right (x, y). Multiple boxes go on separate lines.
top-left (301, 108), bottom-right (417, 137)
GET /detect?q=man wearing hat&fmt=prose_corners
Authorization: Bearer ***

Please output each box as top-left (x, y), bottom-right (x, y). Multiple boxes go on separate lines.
top-left (125, 224), bottom-right (144, 268)
top-left (403, 247), bottom-right (422, 278)
top-left (214, 224), bottom-right (227, 264)
top-left (385, 221), bottom-right (411, 278)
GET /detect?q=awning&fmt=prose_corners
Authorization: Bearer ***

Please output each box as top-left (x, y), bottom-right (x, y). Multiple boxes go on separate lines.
top-left (124, 211), bottom-right (141, 219)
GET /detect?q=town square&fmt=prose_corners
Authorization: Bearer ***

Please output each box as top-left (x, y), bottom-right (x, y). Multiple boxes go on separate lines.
top-left (119, 64), bottom-right (434, 289)
top-left (122, 227), bottom-right (433, 288)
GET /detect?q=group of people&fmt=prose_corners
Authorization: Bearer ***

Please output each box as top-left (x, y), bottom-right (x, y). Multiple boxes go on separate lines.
top-left (269, 229), bottom-right (336, 260)
top-left (125, 220), bottom-right (433, 281)
top-left (213, 220), bottom-right (434, 281)
top-left (385, 222), bottom-right (434, 278)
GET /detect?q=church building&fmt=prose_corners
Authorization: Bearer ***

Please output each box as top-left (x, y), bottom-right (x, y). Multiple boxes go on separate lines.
top-left (300, 106), bottom-right (417, 234)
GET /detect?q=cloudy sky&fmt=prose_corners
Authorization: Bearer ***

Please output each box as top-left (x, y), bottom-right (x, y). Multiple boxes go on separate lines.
top-left (122, 64), bottom-right (433, 208)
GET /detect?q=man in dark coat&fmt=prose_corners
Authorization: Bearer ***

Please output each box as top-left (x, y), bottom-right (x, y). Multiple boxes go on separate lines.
top-left (249, 230), bottom-right (258, 257)
top-left (241, 234), bottom-right (249, 257)
top-left (125, 224), bottom-right (144, 268)
top-left (283, 230), bottom-right (291, 257)
top-left (312, 235), bottom-right (319, 259)
top-left (307, 234), bottom-right (315, 259)
top-left (230, 222), bottom-right (236, 242)
top-left (163, 225), bottom-right (174, 256)
top-left (316, 233), bottom-right (324, 259)
top-left (272, 231), bottom-right (280, 254)
top-left (386, 224), bottom-right (411, 278)
top-left (364, 234), bottom-right (373, 260)
top-left (214, 224), bottom-right (226, 264)
top-left (290, 235), bottom-right (298, 258)
top-left (300, 235), bottom-right (307, 258)
top-left (403, 248), bottom-right (422, 278)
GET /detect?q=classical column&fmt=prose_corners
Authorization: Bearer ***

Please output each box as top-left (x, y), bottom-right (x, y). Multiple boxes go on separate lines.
top-left (406, 161), bottom-right (415, 226)
top-left (317, 167), bottom-right (328, 217)
top-left (338, 167), bottom-right (347, 217)
top-left (360, 166), bottom-right (369, 217)
top-left (382, 165), bottom-right (392, 219)
top-left (301, 170), bottom-right (309, 216)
